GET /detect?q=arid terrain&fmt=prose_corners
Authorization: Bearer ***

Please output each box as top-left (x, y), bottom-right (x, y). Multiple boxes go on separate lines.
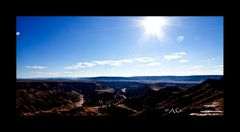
top-left (16, 76), bottom-right (223, 117)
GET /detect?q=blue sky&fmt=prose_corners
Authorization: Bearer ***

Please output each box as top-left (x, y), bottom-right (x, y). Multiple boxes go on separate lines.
top-left (16, 16), bottom-right (223, 78)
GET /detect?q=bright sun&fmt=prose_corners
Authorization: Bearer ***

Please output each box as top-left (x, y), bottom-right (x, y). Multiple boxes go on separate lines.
top-left (139, 17), bottom-right (169, 42)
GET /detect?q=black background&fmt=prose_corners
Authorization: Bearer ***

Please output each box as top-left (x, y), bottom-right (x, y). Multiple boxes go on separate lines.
top-left (4, 3), bottom-right (235, 131)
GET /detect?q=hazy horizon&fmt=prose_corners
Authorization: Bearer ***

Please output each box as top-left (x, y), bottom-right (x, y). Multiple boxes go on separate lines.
top-left (17, 75), bottom-right (224, 79)
top-left (17, 16), bottom-right (223, 78)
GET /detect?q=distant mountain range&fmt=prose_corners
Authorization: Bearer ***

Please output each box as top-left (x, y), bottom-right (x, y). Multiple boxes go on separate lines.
top-left (18, 75), bottom-right (223, 83)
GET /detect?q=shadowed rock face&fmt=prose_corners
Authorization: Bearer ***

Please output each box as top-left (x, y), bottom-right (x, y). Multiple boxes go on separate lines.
top-left (136, 78), bottom-right (224, 117)
top-left (16, 77), bottom-right (223, 117)
top-left (16, 81), bottom-right (127, 116)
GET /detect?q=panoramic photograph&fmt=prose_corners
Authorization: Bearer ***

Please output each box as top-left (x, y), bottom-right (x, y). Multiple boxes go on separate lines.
top-left (16, 16), bottom-right (223, 117)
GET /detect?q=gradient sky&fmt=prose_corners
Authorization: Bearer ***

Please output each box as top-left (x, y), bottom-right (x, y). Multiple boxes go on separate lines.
top-left (16, 16), bottom-right (223, 78)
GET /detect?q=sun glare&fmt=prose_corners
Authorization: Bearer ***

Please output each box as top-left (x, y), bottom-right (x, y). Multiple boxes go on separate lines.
top-left (139, 17), bottom-right (169, 43)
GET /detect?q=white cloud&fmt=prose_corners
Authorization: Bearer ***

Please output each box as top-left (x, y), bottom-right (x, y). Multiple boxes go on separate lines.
top-left (93, 60), bottom-right (122, 66)
top-left (192, 65), bottom-right (205, 69)
top-left (65, 58), bottom-right (134, 70)
top-left (92, 61), bottom-right (107, 65)
top-left (65, 62), bottom-right (96, 70)
top-left (140, 62), bottom-right (161, 67)
top-left (119, 59), bottom-right (133, 63)
top-left (103, 60), bottom-right (122, 66)
top-left (93, 59), bottom-right (133, 66)
top-left (16, 32), bottom-right (20, 36)
top-left (176, 52), bottom-right (186, 55)
top-left (164, 52), bottom-right (187, 60)
top-left (179, 59), bottom-right (188, 63)
top-left (65, 57), bottom-right (157, 70)
top-left (77, 62), bottom-right (96, 68)
top-left (176, 35), bottom-right (184, 43)
top-left (26, 65), bottom-right (47, 69)
top-left (134, 57), bottom-right (155, 62)
top-left (64, 66), bottom-right (79, 70)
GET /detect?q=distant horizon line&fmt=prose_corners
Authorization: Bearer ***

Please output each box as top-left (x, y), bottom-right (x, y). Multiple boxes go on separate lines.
top-left (16, 74), bottom-right (223, 79)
